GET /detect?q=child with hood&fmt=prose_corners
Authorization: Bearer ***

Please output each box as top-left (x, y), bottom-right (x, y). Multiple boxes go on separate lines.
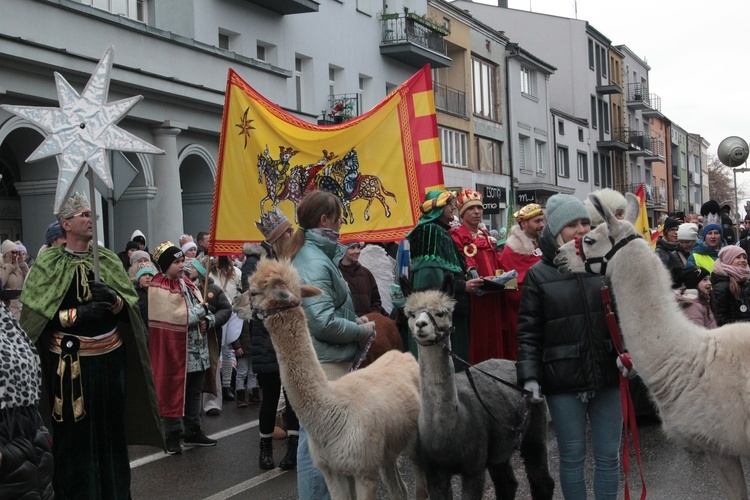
top-left (676, 266), bottom-right (716, 329)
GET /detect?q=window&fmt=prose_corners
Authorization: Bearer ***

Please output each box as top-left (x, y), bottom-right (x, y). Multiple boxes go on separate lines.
top-left (593, 153), bottom-right (600, 186)
top-left (218, 29), bottom-right (239, 51)
top-left (472, 58), bottom-right (497, 120)
top-left (590, 96), bottom-right (598, 129)
top-left (588, 39), bottom-right (595, 69)
top-left (439, 127), bottom-right (468, 168)
top-left (578, 128), bottom-right (584, 142)
top-left (256, 44), bottom-right (266, 61)
top-left (520, 67), bottom-right (537, 97)
top-left (476, 137), bottom-right (502, 174)
top-left (558, 120), bottom-right (564, 135)
top-left (295, 57), bottom-right (303, 112)
top-left (603, 102), bottom-right (610, 133)
top-left (557, 146), bottom-right (570, 177)
top-left (518, 135), bottom-right (530, 170)
top-left (329, 67), bottom-right (336, 96)
top-left (535, 141), bottom-right (546, 173)
top-left (86, 0), bottom-right (147, 22)
top-left (600, 47), bottom-right (608, 78)
top-left (577, 152), bottom-right (588, 182)
top-left (604, 156), bottom-right (612, 187)
top-left (218, 33), bottom-right (230, 50)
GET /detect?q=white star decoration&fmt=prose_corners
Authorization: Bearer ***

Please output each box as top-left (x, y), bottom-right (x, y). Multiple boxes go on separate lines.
top-left (0, 45), bottom-right (163, 213)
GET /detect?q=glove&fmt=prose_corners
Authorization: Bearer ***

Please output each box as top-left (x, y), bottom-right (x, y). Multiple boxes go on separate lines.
top-left (76, 301), bottom-right (112, 324)
top-left (617, 353), bottom-right (637, 379)
top-left (524, 380), bottom-right (543, 403)
top-left (88, 280), bottom-right (118, 305)
top-left (362, 321), bottom-right (376, 335)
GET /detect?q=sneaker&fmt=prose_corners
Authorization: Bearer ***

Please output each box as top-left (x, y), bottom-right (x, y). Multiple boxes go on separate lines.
top-left (165, 432), bottom-right (182, 455)
top-left (184, 429), bottom-right (217, 447)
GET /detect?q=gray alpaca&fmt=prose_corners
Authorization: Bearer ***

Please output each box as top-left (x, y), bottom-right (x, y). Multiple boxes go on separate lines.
top-left (402, 276), bottom-right (554, 499)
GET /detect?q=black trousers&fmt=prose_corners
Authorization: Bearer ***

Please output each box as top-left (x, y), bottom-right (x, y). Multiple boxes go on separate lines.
top-left (256, 373), bottom-right (299, 435)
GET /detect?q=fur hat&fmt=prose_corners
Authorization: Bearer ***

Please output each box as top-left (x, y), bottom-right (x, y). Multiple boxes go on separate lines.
top-left (663, 217), bottom-right (680, 233)
top-left (45, 222), bottom-right (64, 245)
top-left (545, 194), bottom-right (590, 238)
top-left (153, 241), bottom-right (182, 272)
top-left (1, 240), bottom-right (18, 255)
top-left (256, 207), bottom-right (292, 244)
top-left (514, 203), bottom-right (543, 223)
top-left (700, 200), bottom-right (721, 217)
top-left (129, 250), bottom-right (151, 266)
top-left (456, 189), bottom-right (483, 217)
top-left (584, 188), bottom-right (627, 227)
top-left (681, 266), bottom-right (710, 290)
top-left (717, 245), bottom-right (747, 265)
top-left (57, 191), bottom-right (90, 221)
top-left (676, 223), bottom-right (698, 241)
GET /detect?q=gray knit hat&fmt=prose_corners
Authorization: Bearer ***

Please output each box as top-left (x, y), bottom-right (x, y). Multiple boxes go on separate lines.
top-left (545, 194), bottom-right (590, 238)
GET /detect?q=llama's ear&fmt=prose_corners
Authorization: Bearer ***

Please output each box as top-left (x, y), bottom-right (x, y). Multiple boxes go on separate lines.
top-left (300, 285), bottom-right (323, 298)
top-left (589, 194), bottom-right (613, 226)
top-left (441, 273), bottom-right (455, 298)
top-left (399, 276), bottom-right (414, 298)
top-left (624, 193), bottom-right (640, 224)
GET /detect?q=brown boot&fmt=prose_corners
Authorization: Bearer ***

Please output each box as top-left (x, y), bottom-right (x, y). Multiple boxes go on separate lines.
top-left (248, 387), bottom-right (263, 404)
top-left (236, 389), bottom-right (248, 408)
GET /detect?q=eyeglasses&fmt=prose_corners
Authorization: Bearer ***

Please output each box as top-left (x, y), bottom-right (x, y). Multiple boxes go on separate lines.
top-left (65, 211), bottom-right (98, 221)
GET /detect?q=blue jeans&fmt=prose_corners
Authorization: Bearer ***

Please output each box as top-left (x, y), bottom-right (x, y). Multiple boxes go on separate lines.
top-left (546, 386), bottom-right (622, 500)
top-left (297, 423), bottom-right (330, 500)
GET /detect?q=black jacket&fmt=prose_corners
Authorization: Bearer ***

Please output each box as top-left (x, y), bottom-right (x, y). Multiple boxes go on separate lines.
top-left (136, 286), bottom-right (149, 328)
top-left (654, 237), bottom-right (682, 288)
top-left (516, 228), bottom-right (620, 395)
top-left (0, 406), bottom-right (54, 499)
top-left (241, 243), bottom-right (281, 375)
top-left (710, 273), bottom-right (750, 326)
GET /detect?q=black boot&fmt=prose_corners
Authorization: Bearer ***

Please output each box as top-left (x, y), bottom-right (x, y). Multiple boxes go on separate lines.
top-left (259, 437), bottom-right (274, 470)
top-left (236, 389), bottom-right (248, 408)
top-left (165, 431), bottom-right (182, 455)
top-left (278, 434), bottom-right (298, 470)
top-left (222, 386), bottom-right (235, 402)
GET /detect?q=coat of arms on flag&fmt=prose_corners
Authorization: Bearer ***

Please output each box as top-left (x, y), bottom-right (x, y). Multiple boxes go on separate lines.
top-left (209, 66), bottom-right (444, 255)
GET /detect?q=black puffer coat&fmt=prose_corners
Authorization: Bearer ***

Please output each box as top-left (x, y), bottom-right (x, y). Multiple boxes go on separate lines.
top-left (654, 237), bottom-right (682, 288)
top-left (516, 228), bottom-right (620, 395)
top-left (0, 407), bottom-right (54, 499)
top-left (710, 273), bottom-right (750, 326)
top-left (241, 243), bottom-right (280, 375)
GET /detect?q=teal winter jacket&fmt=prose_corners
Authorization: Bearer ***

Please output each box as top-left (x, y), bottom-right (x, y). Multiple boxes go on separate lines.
top-left (292, 230), bottom-right (367, 363)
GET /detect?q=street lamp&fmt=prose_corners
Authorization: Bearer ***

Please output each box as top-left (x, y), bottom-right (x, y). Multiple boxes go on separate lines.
top-left (717, 136), bottom-right (750, 222)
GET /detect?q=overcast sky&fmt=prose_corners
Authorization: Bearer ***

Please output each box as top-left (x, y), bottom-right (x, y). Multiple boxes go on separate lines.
top-left (471, 0), bottom-right (750, 204)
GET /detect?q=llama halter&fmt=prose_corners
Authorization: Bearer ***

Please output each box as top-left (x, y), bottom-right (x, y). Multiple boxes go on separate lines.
top-left (576, 233), bottom-right (640, 275)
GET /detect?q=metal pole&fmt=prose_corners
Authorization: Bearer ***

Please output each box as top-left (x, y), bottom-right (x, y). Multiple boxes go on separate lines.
top-left (88, 165), bottom-right (100, 281)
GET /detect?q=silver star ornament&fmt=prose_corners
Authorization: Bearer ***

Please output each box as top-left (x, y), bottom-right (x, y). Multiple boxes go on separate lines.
top-left (0, 45), bottom-right (163, 213)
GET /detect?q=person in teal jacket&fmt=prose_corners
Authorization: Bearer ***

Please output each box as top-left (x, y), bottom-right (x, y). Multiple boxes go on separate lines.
top-left (287, 190), bottom-right (374, 500)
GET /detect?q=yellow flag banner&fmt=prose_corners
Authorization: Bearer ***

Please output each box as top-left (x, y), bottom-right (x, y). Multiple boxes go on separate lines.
top-left (633, 184), bottom-right (658, 248)
top-left (209, 66), bottom-right (444, 255)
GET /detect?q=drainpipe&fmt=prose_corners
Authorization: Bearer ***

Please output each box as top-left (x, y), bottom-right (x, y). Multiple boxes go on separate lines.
top-left (505, 44), bottom-right (516, 225)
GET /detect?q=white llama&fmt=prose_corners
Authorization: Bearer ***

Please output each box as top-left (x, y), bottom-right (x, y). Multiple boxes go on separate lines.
top-left (234, 257), bottom-right (426, 500)
top-left (402, 276), bottom-right (555, 500)
top-left (555, 192), bottom-right (750, 500)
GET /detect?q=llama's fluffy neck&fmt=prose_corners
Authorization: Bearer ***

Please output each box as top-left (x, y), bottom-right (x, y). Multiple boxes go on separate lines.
top-left (416, 341), bottom-right (460, 427)
top-left (264, 307), bottom-right (331, 431)
top-left (609, 236), bottom-right (702, 390)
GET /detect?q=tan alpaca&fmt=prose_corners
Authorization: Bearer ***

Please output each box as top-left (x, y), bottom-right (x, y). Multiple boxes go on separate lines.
top-left (234, 257), bottom-right (425, 500)
top-left (555, 192), bottom-right (750, 500)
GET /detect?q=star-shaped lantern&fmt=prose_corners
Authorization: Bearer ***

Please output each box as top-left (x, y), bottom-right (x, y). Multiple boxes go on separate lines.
top-left (0, 45), bottom-right (163, 213)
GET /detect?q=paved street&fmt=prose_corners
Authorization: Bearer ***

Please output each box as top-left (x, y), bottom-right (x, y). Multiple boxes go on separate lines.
top-left (130, 399), bottom-right (744, 499)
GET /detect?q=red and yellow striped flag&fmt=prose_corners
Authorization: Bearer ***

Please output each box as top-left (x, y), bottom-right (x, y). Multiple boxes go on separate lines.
top-left (209, 66), bottom-right (444, 255)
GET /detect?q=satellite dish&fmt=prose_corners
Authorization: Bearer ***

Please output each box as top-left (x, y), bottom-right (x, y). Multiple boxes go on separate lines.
top-left (717, 136), bottom-right (749, 167)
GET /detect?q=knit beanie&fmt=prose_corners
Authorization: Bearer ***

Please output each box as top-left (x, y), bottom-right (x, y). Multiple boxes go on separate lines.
top-left (681, 266), bottom-right (710, 290)
top-left (544, 194), bottom-right (590, 238)
top-left (153, 242), bottom-right (183, 272)
top-left (1, 240), bottom-right (18, 255)
top-left (181, 241), bottom-right (198, 254)
top-left (676, 223), bottom-right (698, 241)
top-left (718, 245), bottom-right (747, 265)
top-left (663, 217), bottom-right (680, 233)
top-left (136, 267), bottom-right (156, 282)
top-left (126, 241), bottom-right (140, 252)
top-left (16, 244), bottom-right (27, 254)
top-left (45, 222), bottom-right (64, 245)
top-left (703, 223), bottom-right (723, 239)
top-left (130, 250), bottom-right (151, 266)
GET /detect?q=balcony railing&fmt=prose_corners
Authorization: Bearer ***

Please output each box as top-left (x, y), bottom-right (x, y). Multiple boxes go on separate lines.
top-left (433, 81), bottom-right (467, 118)
top-left (620, 183), bottom-right (665, 206)
top-left (626, 83), bottom-right (649, 109)
top-left (642, 92), bottom-right (664, 118)
top-left (627, 131), bottom-right (653, 154)
top-left (318, 93), bottom-right (360, 125)
top-left (381, 14), bottom-right (448, 55)
top-left (645, 137), bottom-right (666, 162)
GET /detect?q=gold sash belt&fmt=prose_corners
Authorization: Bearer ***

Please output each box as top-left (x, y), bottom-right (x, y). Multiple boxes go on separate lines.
top-left (48, 329), bottom-right (122, 422)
